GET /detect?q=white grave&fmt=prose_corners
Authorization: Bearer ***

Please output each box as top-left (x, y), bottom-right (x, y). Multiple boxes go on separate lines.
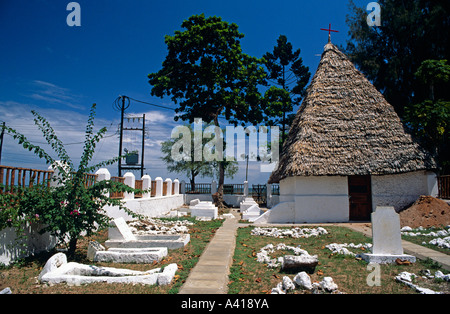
top-left (189, 201), bottom-right (218, 219)
top-left (240, 198), bottom-right (258, 211)
top-left (87, 241), bottom-right (167, 264)
top-left (38, 253), bottom-right (177, 286)
top-left (106, 218), bottom-right (190, 250)
top-left (362, 206), bottom-right (416, 264)
top-left (108, 217), bottom-right (136, 241)
top-left (242, 204), bottom-right (263, 222)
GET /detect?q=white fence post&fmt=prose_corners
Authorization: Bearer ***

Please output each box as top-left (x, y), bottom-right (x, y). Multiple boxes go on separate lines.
top-left (180, 180), bottom-right (186, 194)
top-left (155, 177), bottom-right (163, 197)
top-left (165, 178), bottom-right (172, 196)
top-left (244, 181), bottom-right (249, 197)
top-left (142, 175), bottom-right (151, 199)
top-left (95, 168), bottom-right (111, 198)
top-left (123, 172), bottom-right (135, 200)
top-left (48, 160), bottom-right (70, 188)
top-left (211, 180), bottom-right (217, 194)
top-left (173, 179), bottom-right (180, 195)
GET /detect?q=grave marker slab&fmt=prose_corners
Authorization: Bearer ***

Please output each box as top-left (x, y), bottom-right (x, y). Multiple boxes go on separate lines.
top-left (362, 207), bottom-right (416, 264)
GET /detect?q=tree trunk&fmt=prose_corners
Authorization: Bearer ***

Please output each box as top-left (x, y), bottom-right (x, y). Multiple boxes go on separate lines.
top-left (213, 113), bottom-right (226, 210)
top-left (190, 169), bottom-right (196, 192)
top-left (68, 237), bottom-right (78, 258)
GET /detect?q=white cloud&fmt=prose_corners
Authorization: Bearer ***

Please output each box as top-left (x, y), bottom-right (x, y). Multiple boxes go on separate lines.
top-left (27, 80), bottom-right (85, 110)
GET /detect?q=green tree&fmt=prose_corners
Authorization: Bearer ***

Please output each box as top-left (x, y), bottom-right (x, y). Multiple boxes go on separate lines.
top-left (148, 14), bottom-right (266, 207)
top-left (404, 60), bottom-right (450, 173)
top-left (263, 35), bottom-right (310, 147)
top-left (0, 104), bottom-right (143, 257)
top-left (161, 123), bottom-right (239, 191)
top-left (344, 0), bottom-right (450, 117)
top-left (161, 123), bottom-right (213, 190)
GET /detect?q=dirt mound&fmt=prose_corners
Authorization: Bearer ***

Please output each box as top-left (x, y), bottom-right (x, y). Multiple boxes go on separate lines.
top-left (399, 196), bottom-right (450, 228)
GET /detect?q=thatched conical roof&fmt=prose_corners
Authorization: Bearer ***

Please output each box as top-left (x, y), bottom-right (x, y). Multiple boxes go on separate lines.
top-left (268, 42), bottom-right (436, 183)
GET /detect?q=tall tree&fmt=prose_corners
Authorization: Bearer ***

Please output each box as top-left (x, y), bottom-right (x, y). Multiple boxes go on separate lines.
top-left (344, 0), bottom-right (450, 117)
top-left (263, 35), bottom-right (310, 147)
top-left (148, 14), bottom-right (266, 207)
top-left (404, 59), bottom-right (450, 173)
top-left (160, 123), bottom-right (238, 190)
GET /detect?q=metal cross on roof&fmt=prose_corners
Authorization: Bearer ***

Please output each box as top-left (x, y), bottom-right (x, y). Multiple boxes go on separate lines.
top-left (320, 24), bottom-right (339, 42)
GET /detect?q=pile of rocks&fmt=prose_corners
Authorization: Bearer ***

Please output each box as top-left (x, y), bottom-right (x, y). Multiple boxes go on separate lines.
top-left (401, 226), bottom-right (450, 249)
top-left (251, 227), bottom-right (328, 238)
top-left (256, 243), bottom-right (318, 272)
top-left (127, 218), bottom-right (193, 235)
top-left (395, 270), bottom-right (449, 294)
top-left (325, 243), bottom-right (372, 257)
top-left (270, 272), bottom-right (340, 294)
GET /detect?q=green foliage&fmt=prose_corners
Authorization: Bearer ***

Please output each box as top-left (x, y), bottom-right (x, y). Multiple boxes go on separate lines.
top-left (0, 104), bottom-right (145, 256)
top-left (149, 14), bottom-right (266, 203)
top-left (404, 59), bottom-right (450, 172)
top-left (262, 35), bottom-right (310, 145)
top-left (344, 0), bottom-right (450, 117)
top-left (148, 13), bottom-right (267, 127)
top-left (160, 122), bottom-right (238, 188)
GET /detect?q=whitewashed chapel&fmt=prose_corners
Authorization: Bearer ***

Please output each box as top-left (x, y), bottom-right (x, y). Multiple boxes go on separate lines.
top-left (258, 40), bottom-right (438, 224)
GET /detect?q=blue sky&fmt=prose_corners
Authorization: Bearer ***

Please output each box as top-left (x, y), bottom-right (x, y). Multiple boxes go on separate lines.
top-left (0, 0), bottom-right (364, 184)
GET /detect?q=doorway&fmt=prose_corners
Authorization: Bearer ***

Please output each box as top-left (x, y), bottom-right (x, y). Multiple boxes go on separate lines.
top-left (348, 175), bottom-right (372, 221)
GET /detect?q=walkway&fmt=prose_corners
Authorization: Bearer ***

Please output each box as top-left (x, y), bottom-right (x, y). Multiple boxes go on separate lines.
top-left (179, 210), bottom-right (240, 294)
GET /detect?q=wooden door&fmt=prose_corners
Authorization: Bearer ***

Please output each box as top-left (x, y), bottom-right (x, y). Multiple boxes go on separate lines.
top-left (348, 175), bottom-right (372, 221)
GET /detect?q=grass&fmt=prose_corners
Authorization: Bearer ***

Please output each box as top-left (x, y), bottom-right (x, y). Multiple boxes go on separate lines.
top-left (1, 221), bottom-right (449, 294)
top-left (401, 226), bottom-right (450, 255)
top-left (228, 226), bottom-right (450, 294)
top-left (0, 217), bottom-right (224, 294)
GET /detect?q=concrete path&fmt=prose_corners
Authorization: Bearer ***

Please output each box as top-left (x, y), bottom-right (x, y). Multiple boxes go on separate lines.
top-left (342, 223), bottom-right (450, 271)
top-left (179, 210), bottom-right (239, 294)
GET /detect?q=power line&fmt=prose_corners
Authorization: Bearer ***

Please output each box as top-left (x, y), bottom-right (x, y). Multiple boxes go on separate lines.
top-left (122, 95), bottom-right (230, 122)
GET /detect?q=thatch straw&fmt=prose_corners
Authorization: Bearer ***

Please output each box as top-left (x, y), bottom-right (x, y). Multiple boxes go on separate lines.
top-left (268, 42), bottom-right (436, 183)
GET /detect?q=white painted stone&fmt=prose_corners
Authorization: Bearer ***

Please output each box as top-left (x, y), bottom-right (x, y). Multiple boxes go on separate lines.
top-left (157, 263), bottom-right (178, 286)
top-left (319, 277), bottom-right (338, 292)
top-left (87, 241), bottom-right (105, 261)
top-left (372, 207), bottom-right (403, 255)
top-left (93, 247), bottom-right (167, 264)
top-left (108, 217), bottom-right (137, 241)
top-left (242, 204), bottom-right (262, 222)
top-left (362, 206), bottom-right (416, 264)
top-left (190, 199), bottom-right (200, 206)
top-left (38, 252), bottom-right (67, 282)
top-left (281, 255), bottom-right (319, 272)
top-left (282, 276), bottom-right (295, 291)
top-left (38, 253), bottom-right (177, 286)
top-left (190, 201), bottom-right (218, 219)
top-left (240, 198), bottom-right (258, 211)
top-left (293, 271), bottom-right (313, 290)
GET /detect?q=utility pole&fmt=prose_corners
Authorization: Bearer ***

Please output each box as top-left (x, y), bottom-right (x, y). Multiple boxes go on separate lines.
top-left (0, 122), bottom-right (5, 165)
top-left (115, 96), bottom-right (130, 177)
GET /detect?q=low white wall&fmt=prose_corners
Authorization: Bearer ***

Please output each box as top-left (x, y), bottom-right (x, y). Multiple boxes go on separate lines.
top-left (0, 224), bottom-right (57, 266)
top-left (104, 194), bottom-right (185, 221)
top-left (372, 171), bottom-right (438, 212)
top-left (184, 193), bottom-right (246, 207)
top-left (278, 176), bottom-right (349, 223)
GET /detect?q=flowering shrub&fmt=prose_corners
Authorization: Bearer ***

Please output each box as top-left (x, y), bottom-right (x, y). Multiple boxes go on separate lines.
top-left (0, 104), bottom-right (146, 256)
